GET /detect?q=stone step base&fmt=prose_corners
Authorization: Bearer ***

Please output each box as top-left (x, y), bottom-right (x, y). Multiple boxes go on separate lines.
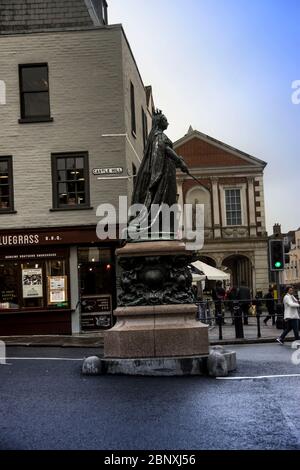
top-left (82, 349), bottom-right (236, 377)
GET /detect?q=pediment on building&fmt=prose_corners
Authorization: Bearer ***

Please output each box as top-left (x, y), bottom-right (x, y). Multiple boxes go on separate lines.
top-left (173, 129), bottom-right (267, 170)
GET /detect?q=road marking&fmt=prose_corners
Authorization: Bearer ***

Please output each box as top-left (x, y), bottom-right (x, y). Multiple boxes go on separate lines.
top-left (217, 374), bottom-right (300, 380)
top-left (0, 357), bottom-right (83, 362)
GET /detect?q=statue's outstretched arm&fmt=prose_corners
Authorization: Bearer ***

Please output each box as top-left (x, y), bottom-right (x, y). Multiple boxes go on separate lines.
top-left (166, 146), bottom-right (189, 173)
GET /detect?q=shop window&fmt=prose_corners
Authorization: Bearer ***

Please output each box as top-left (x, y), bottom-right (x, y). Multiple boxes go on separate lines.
top-left (51, 152), bottom-right (90, 210)
top-left (78, 247), bottom-right (112, 296)
top-left (0, 256), bottom-right (69, 311)
top-left (19, 63), bottom-right (53, 123)
top-left (0, 157), bottom-right (14, 212)
top-left (0, 262), bottom-right (20, 309)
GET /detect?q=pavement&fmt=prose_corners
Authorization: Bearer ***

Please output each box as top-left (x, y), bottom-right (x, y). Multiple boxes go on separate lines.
top-left (0, 333), bottom-right (104, 348)
top-left (0, 315), bottom-right (285, 347)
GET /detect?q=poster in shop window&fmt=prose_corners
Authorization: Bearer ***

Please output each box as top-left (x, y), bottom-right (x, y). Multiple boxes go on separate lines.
top-left (49, 276), bottom-right (65, 291)
top-left (49, 289), bottom-right (65, 303)
top-left (48, 276), bottom-right (67, 304)
top-left (22, 268), bottom-right (43, 298)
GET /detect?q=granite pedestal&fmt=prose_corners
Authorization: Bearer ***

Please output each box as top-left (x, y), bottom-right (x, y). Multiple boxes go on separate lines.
top-left (103, 240), bottom-right (210, 374)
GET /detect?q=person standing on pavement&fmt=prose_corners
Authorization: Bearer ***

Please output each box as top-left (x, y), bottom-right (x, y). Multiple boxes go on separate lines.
top-left (236, 280), bottom-right (251, 325)
top-left (276, 286), bottom-right (300, 344)
top-left (263, 287), bottom-right (275, 325)
top-left (226, 286), bottom-right (238, 325)
top-left (212, 280), bottom-right (226, 326)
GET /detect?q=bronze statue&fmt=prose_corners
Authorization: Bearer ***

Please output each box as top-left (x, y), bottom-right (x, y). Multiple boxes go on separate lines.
top-left (118, 111), bottom-right (196, 307)
top-left (131, 110), bottom-right (188, 210)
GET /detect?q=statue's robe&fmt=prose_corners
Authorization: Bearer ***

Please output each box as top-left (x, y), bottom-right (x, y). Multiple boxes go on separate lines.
top-left (132, 130), bottom-right (183, 211)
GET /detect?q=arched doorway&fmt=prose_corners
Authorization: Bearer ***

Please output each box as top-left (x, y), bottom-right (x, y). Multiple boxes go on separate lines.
top-left (197, 255), bottom-right (216, 267)
top-left (222, 254), bottom-right (253, 290)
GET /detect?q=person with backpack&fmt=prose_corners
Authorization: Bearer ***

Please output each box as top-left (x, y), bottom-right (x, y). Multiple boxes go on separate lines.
top-left (276, 286), bottom-right (300, 344)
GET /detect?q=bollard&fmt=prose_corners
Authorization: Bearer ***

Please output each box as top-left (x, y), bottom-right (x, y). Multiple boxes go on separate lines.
top-left (218, 315), bottom-right (223, 340)
top-left (233, 302), bottom-right (244, 339)
top-left (256, 313), bottom-right (261, 338)
top-left (255, 299), bottom-right (262, 339)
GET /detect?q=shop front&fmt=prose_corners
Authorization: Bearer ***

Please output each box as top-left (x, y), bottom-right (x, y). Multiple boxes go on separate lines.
top-left (78, 246), bottom-right (115, 332)
top-left (0, 227), bottom-right (118, 335)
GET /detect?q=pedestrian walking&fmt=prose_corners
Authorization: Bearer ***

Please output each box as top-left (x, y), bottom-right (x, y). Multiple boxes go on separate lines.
top-left (192, 284), bottom-right (204, 322)
top-left (276, 286), bottom-right (300, 344)
top-left (263, 287), bottom-right (275, 325)
top-left (236, 281), bottom-right (251, 325)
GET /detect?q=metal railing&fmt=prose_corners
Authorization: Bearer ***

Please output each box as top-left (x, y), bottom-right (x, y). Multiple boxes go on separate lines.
top-left (195, 298), bottom-right (281, 341)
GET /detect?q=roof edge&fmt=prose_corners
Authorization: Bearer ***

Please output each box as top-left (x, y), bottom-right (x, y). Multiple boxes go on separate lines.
top-left (174, 129), bottom-right (267, 168)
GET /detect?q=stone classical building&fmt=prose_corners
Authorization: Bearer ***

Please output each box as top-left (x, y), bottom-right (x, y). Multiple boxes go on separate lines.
top-left (174, 127), bottom-right (269, 294)
top-left (0, 0), bottom-right (153, 334)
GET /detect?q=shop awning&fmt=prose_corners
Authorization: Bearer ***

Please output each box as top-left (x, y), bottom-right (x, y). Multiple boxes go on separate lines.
top-left (190, 260), bottom-right (230, 281)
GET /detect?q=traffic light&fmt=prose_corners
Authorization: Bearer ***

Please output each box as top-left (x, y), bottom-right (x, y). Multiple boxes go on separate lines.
top-left (269, 239), bottom-right (284, 271)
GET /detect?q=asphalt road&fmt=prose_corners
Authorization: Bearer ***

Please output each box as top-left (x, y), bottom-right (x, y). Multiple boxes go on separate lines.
top-left (0, 343), bottom-right (300, 450)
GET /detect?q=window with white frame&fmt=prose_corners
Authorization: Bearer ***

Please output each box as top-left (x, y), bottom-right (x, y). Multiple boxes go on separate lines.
top-left (225, 189), bottom-right (242, 226)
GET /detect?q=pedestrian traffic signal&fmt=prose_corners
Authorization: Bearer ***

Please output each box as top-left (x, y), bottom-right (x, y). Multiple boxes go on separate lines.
top-left (269, 239), bottom-right (284, 271)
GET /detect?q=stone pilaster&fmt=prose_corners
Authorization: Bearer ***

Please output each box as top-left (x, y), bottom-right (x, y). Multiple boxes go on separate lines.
top-left (247, 177), bottom-right (257, 237)
top-left (211, 177), bottom-right (221, 238)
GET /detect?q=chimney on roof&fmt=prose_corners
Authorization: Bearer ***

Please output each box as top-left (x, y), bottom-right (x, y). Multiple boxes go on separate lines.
top-left (273, 223), bottom-right (282, 236)
top-left (85, 0), bottom-right (109, 26)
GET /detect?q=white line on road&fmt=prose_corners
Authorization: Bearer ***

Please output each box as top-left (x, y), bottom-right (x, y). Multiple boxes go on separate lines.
top-left (217, 374), bottom-right (300, 380)
top-left (0, 357), bottom-right (83, 362)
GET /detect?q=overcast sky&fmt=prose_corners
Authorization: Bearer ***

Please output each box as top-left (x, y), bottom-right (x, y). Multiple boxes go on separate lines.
top-left (109, 0), bottom-right (300, 235)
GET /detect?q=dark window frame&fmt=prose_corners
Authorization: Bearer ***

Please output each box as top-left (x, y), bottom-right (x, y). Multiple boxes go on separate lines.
top-left (0, 156), bottom-right (15, 214)
top-left (19, 63), bottom-right (53, 124)
top-left (141, 107), bottom-right (148, 149)
top-left (51, 152), bottom-right (91, 211)
top-left (130, 81), bottom-right (136, 138)
top-left (132, 162), bottom-right (137, 188)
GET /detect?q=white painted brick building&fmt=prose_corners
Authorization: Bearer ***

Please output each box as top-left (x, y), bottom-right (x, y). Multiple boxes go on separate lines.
top-left (0, 0), bottom-right (153, 335)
